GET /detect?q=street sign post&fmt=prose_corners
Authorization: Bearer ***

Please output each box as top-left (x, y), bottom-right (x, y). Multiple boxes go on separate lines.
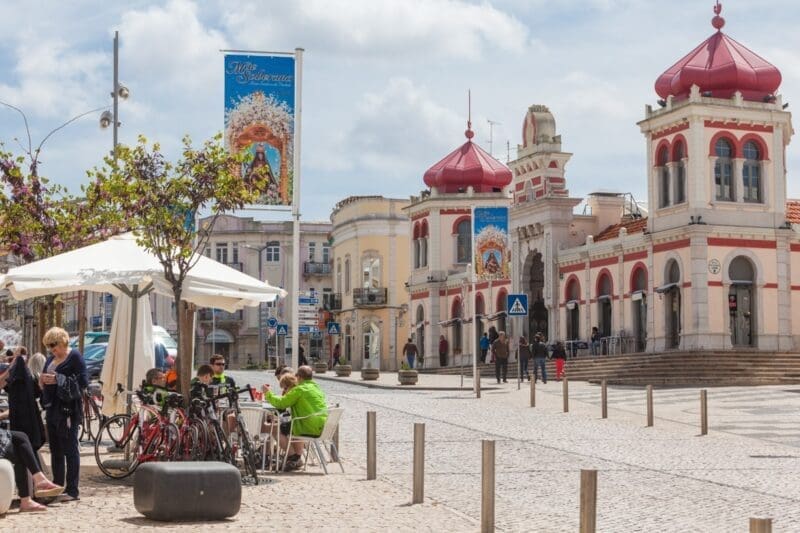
top-left (276, 324), bottom-right (289, 336)
top-left (267, 317), bottom-right (278, 328)
top-left (327, 322), bottom-right (341, 335)
top-left (506, 294), bottom-right (529, 390)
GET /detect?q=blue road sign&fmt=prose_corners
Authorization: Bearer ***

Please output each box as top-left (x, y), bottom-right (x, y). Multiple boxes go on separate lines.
top-left (267, 317), bottom-right (278, 328)
top-left (507, 293), bottom-right (529, 316)
top-left (298, 325), bottom-right (319, 334)
top-left (327, 322), bottom-right (341, 335)
top-left (298, 297), bottom-right (319, 306)
top-left (276, 324), bottom-right (289, 336)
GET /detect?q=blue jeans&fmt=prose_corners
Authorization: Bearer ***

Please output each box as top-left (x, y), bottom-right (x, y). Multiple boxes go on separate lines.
top-left (47, 415), bottom-right (81, 498)
top-left (406, 354), bottom-right (415, 369)
top-left (520, 356), bottom-right (529, 377)
top-left (532, 358), bottom-right (547, 383)
top-left (590, 340), bottom-right (601, 355)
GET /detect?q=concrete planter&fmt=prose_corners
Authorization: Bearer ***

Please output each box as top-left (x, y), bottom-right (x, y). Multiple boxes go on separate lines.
top-left (334, 364), bottom-right (352, 377)
top-left (361, 368), bottom-right (380, 381)
top-left (398, 369), bottom-right (419, 386)
top-left (313, 362), bottom-right (329, 374)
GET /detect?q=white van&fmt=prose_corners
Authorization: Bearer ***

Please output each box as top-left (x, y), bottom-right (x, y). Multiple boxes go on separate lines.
top-left (152, 325), bottom-right (178, 360)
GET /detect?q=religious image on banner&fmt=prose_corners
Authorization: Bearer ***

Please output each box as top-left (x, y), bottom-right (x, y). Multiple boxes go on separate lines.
top-left (473, 207), bottom-right (510, 281)
top-left (224, 54), bottom-right (295, 206)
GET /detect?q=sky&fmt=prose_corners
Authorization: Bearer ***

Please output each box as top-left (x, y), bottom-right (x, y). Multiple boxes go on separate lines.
top-left (1, 0), bottom-right (799, 221)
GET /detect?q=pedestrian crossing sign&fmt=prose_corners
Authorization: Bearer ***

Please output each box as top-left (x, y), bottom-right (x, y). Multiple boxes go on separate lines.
top-left (276, 324), bottom-right (289, 336)
top-left (507, 294), bottom-right (529, 316)
top-left (327, 322), bottom-right (341, 335)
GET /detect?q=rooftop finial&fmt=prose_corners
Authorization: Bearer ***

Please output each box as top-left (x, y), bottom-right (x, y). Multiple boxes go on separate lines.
top-left (712, 1), bottom-right (725, 31)
top-left (465, 89), bottom-right (474, 140)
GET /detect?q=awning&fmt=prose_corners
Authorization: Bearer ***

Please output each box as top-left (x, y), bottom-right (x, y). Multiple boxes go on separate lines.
top-left (437, 318), bottom-right (462, 327)
top-left (484, 311), bottom-right (507, 322)
top-left (205, 329), bottom-right (235, 344)
top-left (655, 282), bottom-right (680, 294)
top-left (597, 294), bottom-right (612, 301)
top-left (566, 300), bottom-right (579, 310)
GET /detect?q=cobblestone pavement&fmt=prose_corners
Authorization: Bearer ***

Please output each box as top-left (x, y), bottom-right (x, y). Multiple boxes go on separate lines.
top-left (4, 371), bottom-right (800, 531)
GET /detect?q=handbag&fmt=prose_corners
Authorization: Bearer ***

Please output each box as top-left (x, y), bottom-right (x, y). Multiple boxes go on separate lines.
top-left (56, 373), bottom-right (82, 402)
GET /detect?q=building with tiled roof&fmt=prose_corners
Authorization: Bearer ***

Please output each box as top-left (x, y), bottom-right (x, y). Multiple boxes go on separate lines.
top-left (508, 3), bottom-right (799, 353)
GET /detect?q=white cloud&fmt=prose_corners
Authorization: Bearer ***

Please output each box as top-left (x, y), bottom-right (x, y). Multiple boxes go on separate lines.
top-left (222, 0), bottom-right (529, 61)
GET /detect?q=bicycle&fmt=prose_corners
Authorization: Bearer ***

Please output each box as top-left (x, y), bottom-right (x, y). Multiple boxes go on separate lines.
top-left (79, 381), bottom-right (105, 442)
top-left (93, 384), bottom-right (180, 479)
top-left (210, 384), bottom-right (260, 485)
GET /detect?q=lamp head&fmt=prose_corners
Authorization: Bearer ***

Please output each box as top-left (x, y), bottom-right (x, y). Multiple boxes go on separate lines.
top-left (117, 84), bottom-right (130, 100)
top-left (99, 110), bottom-right (113, 129)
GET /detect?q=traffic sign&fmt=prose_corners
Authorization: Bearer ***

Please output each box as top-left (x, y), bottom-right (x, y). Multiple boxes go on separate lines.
top-left (507, 293), bottom-right (529, 316)
top-left (267, 317), bottom-right (278, 328)
top-left (298, 296), bottom-right (319, 306)
top-left (298, 325), bottom-right (319, 334)
top-left (276, 324), bottom-right (289, 336)
top-left (327, 322), bottom-right (341, 335)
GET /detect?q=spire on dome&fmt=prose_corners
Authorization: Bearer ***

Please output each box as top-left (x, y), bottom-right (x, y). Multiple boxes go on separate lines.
top-left (712, 1), bottom-right (725, 31)
top-left (465, 89), bottom-right (474, 140)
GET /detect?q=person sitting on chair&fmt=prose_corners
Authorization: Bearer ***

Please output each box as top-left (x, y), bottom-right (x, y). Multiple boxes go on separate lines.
top-left (261, 365), bottom-right (327, 471)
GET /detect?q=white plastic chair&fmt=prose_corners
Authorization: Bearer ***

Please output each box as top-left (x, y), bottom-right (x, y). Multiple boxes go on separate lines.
top-left (284, 408), bottom-right (344, 474)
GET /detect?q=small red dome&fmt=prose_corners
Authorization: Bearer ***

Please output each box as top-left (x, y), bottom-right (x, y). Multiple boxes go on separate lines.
top-left (655, 4), bottom-right (781, 102)
top-left (423, 130), bottom-right (512, 194)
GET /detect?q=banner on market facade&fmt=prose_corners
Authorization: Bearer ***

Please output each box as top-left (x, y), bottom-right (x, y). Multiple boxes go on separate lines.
top-left (224, 53), bottom-right (295, 206)
top-left (473, 206), bottom-right (510, 281)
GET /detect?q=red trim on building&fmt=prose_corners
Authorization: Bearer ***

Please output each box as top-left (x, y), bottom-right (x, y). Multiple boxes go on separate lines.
top-left (705, 120), bottom-right (773, 133)
top-left (653, 239), bottom-right (690, 253)
top-left (446, 287), bottom-right (462, 296)
top-left (494, 280), bottom-right (511, 287)
top-left (764, 282), bottom-right (778, 289)
top-left (738, 133), bottom-right (770, 160)
top-left (451, 215), bottom-right (471, 234)
top-left (439, 289), bottom-right (446, 296)
top-left (629, 262), bottom-right (648, 292)
top-left (535, 190), bottom-right (544, 198)
top-left (590, 257), bottom-right (617, 268)
top-left (411, 291), bottom-right (429, 300)
top-left (670, 134), bottom-right (688, 162)
top-left (560, 263), bottom-right (585, 275)
top-left (440, 208), bottom-right (471, 215)
top-left (682, 281), bottom-right (692, 288)
top-left (549, 177), bottom-right (565, 184)
top-left (564, 274), bottom-right (581, 302)
top-left (791, 285), bottom-right (800, 291)
top-left (548, 161), bottom-right (558, 168)
top-left (515, 182), bottom-right (524, 191)
top-left (707, 237), bottom-right (776, 249)
top-left (791, 243), bottom-right (800, 252)
top-left (532, 176), bottom-right (541, 186)
top-left (708, 131), bottom-right (739, 157)
top-left (654, 139), bottom-right (671, 163)
top-left (708, 280), bottom-right (723, 287)
top-left (623, 250), bottom-right (648, 262)
top-left (411, 211), bottom-right (429, 221)
top-left (595, 268), bottom-right (614, 297)
top-left (652, 122), bottom-right (690, 140)
top-left (475, 281), bottom-right (489, 290)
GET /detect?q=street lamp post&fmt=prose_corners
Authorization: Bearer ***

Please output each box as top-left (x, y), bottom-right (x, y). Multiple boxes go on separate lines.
top-left (243, 243), bottom-right (270, 366)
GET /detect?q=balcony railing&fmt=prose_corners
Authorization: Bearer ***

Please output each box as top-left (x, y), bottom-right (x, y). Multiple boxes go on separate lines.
top-left (226, 262), bottom-right (243, 272)
top-left (304, 261), bottom-right (332, 275)
top-left (353, 287), bottom-right (388, 306)
top-left (323, 293), bottom-right (342, 311)
top-left (198, 308), bottom-right (243, 321)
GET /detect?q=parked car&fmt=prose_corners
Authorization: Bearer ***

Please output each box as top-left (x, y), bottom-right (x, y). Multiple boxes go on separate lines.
top-left (83, 343), bottom-right (108, 379)
top-left (152, 325), bottom-right (178, 365)
top-left (69, 331), bottom-right (110, 348)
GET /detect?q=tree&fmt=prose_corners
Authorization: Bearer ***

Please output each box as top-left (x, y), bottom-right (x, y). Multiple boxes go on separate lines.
top-left (90, 134), bottom-right (267, 395)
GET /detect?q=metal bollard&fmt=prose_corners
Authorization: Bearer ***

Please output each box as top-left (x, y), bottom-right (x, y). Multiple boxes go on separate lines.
top-left (412, 423), bottom-right (425, 504)
top-left (580, 469), bottom-right (598, 533)
top-left (601, 380), bottom-right (608, 419)
top-left (367, 411), bottom-right (376, 480)
top-left (481, 440), bottom-right (495, 533)
top-left (476, 368), bottom-right (481, 399)
top-left (749, 517), bottom-right (772, 533)
top-left (646, 385), bottom-right (654, 427)
top-left (530, 378), bottom-right (535, 407)
top-left (700, 389), bottom-right (708, 436)
top-left (563, 377), bottom-right (569, 413)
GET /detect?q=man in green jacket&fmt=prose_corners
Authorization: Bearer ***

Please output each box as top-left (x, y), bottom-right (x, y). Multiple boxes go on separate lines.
top-left (262, 365), bottom-right (328, 470)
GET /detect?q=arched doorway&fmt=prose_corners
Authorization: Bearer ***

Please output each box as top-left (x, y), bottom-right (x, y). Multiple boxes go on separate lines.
top-left (415, 305), bottom-right (425, 362)
top-left (729, 256), bottom-right (755, 346)
top-left (451, 298), bottom-right (463, 358)
top-left (526, 251), bottom-right (548, 338)
top-left (362, 319), bottom-right (381, 369)
top-left (496, 290), bottom-right (507, 334)
top-left (631, 266), bottom-right (647, 352)
top-left (664, 260), bottom-right (681, 349)
top-left (565, 277), bottom-right (581, 341)
top-left (596, 272), bottom-right (613, 339)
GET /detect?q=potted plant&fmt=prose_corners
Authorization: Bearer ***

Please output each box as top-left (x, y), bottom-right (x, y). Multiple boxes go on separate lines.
top-left (398, 361), bottom-right (418, 386)
top-left (334, 357), bottom-right (352, 377)
top-left (361, 364), bottom-right (380, 381)
top-left (313, 359), bottom-right (329, 374)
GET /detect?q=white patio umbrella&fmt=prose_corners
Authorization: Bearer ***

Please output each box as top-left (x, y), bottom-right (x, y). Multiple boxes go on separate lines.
top-left (0, 233), bottom-right (286, 414)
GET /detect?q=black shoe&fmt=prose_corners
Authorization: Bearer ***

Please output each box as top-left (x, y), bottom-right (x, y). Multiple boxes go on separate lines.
top-left (497, 380), bottom-right (501, 384)
top-left (503, 379), bottom-right (508, 383)
top-left (543, 380), bottom-right (547, 384)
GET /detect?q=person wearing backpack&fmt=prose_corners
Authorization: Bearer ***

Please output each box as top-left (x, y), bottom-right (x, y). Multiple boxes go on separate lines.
top-left (518, 336), bottom-right (532, 381)
top-left (492, 331), bottom-right (510, 384)
top-left (531, 333), bottom-right (548, 384)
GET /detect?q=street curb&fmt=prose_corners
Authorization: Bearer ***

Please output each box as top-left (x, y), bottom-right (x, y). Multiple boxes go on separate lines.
top-left (314, 374), bottom-right (501, 392)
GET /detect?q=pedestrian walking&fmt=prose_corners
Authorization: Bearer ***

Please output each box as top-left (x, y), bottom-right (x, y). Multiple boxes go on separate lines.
top-left (518, 336), bottom-right (532, 381)
top-left (590, 326), bottom-right (602, 356)
top-left (402, 338), bottom-right (418, 369)
top-left (438, 335), bottom-right (448, 367)
top-left (492, 331), bottom-right (510, 383)
top-left (479, 333), bottom-right (490, 364)
top-left (488, 326), bottom-right (499, 363)
top-left (531, 333), bottom-right (548, 384)
top-left (552, 340), bottom-right (567, 381)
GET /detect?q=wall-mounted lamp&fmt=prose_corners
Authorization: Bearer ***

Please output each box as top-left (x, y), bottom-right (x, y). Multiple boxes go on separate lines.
top-left (783, 102), bottom-right (790, 109)
top-left (702, 91), bottom-right (713, 97)
top-left (657, 99), bottom-right (667, 108)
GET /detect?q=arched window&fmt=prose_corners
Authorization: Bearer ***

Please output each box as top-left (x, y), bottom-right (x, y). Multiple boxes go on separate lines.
top-left (455, 218), bottom-right (471, 264)
top-left (452, 298), bottom-right (463, 354)
top-left (496, 290), bottom-right (507, 334)
top-left (344, 256), bottom-right (351, 293)
top-left (714, 138), bottom-right (734, 201)
top-left (596, 272), bottom-right (613, 338)
top-left (336, 259), bottom-right (342, 293)
top-left (658, 147), bottom-right (670, 208)
top-left (743, 141), bottom-right (762, 203)
top-left (674, 141), bottom-right (686, 204)
top-left (413, 239), bottom-right (420, 269)
top-left (420, 221), bottom-right (429, 268)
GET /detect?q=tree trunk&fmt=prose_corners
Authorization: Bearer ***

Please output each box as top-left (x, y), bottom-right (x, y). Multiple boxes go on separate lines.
top-left (173, 287), bottom-right (196, 397)
top-left (77, 291), bottom-right (87, 354)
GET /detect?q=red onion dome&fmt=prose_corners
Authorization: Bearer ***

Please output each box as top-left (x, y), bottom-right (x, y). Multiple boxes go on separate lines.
top-left (654, 2), bottom-right (781, 102)
top-left (423, 125), bottom-right (512, 194)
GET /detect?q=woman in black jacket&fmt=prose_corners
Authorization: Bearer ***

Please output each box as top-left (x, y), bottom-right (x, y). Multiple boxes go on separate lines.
top-left (40, 327), bottom-right (87, 502)
top-left (2, 348), bottom-right (45, 455)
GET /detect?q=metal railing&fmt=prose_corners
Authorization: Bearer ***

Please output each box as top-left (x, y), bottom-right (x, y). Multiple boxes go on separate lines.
top-left (304, 261), bottom-right (332, 275)
top-left (323, 293), bottom-right (342, 311)
top-left (353, 287), bottom-right (388, 306)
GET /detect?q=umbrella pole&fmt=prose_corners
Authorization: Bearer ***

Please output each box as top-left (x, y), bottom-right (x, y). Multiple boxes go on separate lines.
top-left (126, 284), bottom-right (139, 415)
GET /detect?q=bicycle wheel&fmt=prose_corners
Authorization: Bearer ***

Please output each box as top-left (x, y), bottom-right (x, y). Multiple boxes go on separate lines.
top-left (237, 418), bottom-right (260, 485)
top-left (157, 423), bottom-right (180, 461)
top-left (82, 398), bottom-right (104, 442)
top-left (208, 419), bottom-right (234, 465)
top-left (186, 419), bottom-right (208, 461)
top-left (94, 414), bottom-right (140, 479)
